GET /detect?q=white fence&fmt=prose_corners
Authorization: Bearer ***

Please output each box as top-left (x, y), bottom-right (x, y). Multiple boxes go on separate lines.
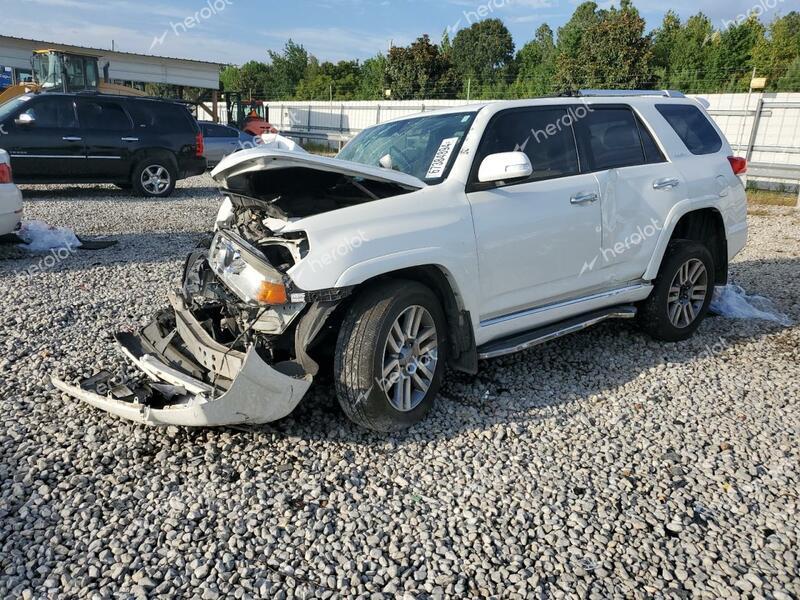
top-left (206, 93), bottom-right (800, 196)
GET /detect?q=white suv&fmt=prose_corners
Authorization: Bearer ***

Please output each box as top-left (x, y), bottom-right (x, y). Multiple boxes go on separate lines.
top-left (55, 91), bottom-right (748, 431)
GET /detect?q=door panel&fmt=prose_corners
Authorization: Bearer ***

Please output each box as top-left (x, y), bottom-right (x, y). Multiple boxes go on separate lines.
top-left (468, 174), bottom-right (604, 320)
top-left (466, 107), bottom-right (605, 321)
top-left (4, 96), bottom-right (85, 179)
top-left (574, 105), bottom-right (685, 285)
top-left (76, 98), bottom-right (134, 179)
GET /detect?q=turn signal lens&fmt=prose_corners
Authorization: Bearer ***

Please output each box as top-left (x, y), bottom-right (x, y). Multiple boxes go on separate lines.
top-left (196, 132), bottom-right (205, 157)
top-left (728, 156), bottom-right (747, 175)
top-left (0, 163), bottom-right (12, 184)
top-left (255, 281), bottom-right (288, 305)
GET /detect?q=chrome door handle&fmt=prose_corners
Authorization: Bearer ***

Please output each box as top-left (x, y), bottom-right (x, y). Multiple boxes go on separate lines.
top-left (121, 137), bottom-right (139, 142)
top-left (653, 177), bottom-right (680, 190)
top-left (571, 192), bottom-right (599, 205)
top-left (62, 136), bottom-right (82, 141)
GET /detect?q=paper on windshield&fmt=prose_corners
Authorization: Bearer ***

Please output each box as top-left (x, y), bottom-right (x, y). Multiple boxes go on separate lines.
top-left (425, 137), bottom-right (459, 179)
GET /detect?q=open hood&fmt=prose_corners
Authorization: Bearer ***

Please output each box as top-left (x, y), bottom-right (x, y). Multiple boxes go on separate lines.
top-left (211, 147), bottom-right (427, 191)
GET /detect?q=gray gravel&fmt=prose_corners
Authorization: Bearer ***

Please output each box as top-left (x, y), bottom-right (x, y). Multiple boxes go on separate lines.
top-left (1, 176), bottom-right (798, 599)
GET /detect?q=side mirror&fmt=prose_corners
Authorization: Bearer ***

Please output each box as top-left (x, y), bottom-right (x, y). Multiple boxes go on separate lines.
top-left (14, 112), bottom-right (35, 126)
top-left (478, 151), bottom-right (532, 184)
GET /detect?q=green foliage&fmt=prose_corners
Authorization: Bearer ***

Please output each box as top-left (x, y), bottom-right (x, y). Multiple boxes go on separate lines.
top-left (218, 1), bottom-right (800, 101)
top-left (451, 19), bottom-right (515, 86)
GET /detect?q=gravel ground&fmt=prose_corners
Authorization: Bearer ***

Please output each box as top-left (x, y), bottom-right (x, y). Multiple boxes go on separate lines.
top-left (1, 175), bottom-right (798, 599)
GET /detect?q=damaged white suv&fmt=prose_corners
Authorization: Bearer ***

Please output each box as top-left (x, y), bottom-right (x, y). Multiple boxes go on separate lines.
top-left (54, 91), bottom-right (748, 431)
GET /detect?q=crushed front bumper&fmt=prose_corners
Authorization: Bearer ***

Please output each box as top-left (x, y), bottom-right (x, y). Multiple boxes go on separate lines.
top-left (51, 293), bottom-right (313, 427)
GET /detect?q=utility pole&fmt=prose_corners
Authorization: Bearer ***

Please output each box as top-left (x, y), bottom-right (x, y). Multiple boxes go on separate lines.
top-left (466, 78), bottom-right (471, 102)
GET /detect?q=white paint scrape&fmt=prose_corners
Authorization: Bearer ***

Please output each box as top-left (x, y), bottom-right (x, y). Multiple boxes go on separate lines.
top-left (17, 220), bottom-right (82, 253)
top-left (711, 284), bottom-right (792, 326)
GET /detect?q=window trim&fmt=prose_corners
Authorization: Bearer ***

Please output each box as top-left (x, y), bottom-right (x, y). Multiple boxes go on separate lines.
top-left (466, 105), bottom-right (583, 193)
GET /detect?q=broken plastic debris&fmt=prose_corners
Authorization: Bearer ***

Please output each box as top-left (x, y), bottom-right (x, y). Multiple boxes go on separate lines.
top-left (17, 220), bottom-right (82, 253)
top-left (710, 284), bottom-right (792, 326)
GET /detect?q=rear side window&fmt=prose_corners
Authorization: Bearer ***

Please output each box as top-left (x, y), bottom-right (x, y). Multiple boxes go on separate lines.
top-left (575, 107), bottom-right (666, 171)
top-left (203, 124), bottom-right (238, 138)
top-left (127, 101), bottom-right (194, 134)
top-left (476, 108), bottom-right (580, 184)
top-left (656, 104), bottom-right (722, 155)
top-left (77, 99), bottom-right (132, 131)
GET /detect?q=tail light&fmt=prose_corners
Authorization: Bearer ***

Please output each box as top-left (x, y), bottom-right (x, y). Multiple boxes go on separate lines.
top-left (728, 156), bottom-right (747, 175)
top-left (196, 132), bottom-right (205, 158)
top-left (0, 163), bottom-right (12, 184)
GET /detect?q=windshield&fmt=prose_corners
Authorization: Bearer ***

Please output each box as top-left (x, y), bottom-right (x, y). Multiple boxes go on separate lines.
top-left (337, 111), bottom-right (476, 182)
top-left (0, 95), bottom-right (32, 122)
top-left (32, 53), bottom-right (62, 90)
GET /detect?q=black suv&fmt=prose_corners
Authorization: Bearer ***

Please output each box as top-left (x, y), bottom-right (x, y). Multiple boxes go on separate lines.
top-left (0, 93), bottom-right (206, 197)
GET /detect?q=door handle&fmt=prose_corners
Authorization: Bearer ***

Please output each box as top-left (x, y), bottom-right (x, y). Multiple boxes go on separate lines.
top-left (62, 136), bottom-right (82, 142)
top-left (571, 192), bottom-right (599, 205)
top-left (121, 137), bottom-right (139, 142)
top-left (653, 177), bottom-right (680, 190)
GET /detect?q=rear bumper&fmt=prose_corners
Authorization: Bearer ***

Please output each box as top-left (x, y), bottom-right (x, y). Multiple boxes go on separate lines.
top-left (0, 184), bottom-right (23, 236)
top-left (179, 157), bottom-right (208, 179)
top-left (52, 292), bottom-right (312, 427)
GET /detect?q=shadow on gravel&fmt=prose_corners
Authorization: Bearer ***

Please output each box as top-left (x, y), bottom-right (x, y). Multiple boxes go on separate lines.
top-left (222, 256), bottom-right (798, 447)
top-left (18, 183), bottom-right (220, 202)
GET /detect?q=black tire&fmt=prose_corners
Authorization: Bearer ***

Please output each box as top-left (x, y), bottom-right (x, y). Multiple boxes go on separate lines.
top-left (638, 240), bottom-right (715, 342)
top-left (131, 155), bottom-right (178, 198)
top-left (334, 280), bottom-right (448, 432)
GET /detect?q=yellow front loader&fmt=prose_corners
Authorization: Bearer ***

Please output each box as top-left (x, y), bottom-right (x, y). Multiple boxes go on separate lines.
top-left (0, 49), bottom-right (147, 105)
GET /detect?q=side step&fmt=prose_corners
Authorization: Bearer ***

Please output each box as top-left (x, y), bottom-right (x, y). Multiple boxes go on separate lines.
top-left (477, 305), bottom-right (637, 360)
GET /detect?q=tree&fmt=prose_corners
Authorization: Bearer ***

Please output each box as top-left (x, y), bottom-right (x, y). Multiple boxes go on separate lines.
top-left (778, 57), bottom-right (800, 91)
top-left (267, 40), bottom-right (309, 99)
top-left (706, 16), bottom-right (765, 91)
top-left (555, 1), bottom-right (652, 90)
top-left (385, 35), bottom-right (457, 99)
top-left (651, 11), bottom-right (682, 86)
top-left (554, 2), bottom-right (603, 90)
top-left (451, 19), bottom-right (515, 89)
top-left (514, 24), bottom-right (557, 97)
top-left (357, 55), bottom-right (388, 100)
top-left (754, 12), bottom-right (800, 89)
top-left (665, 14), bottom-right (715, 92)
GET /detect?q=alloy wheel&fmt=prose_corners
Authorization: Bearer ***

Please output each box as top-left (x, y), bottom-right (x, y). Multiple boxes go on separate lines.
top-left (380, 305), bottom-right (438, 412)
top-left (667, 258), bottom-right (709, 328)
top-left (141, 165), bottom-right (171, 195)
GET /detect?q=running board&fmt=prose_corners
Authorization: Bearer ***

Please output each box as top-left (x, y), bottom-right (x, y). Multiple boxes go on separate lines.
top-left (477, 305), bottom-right (638, 360)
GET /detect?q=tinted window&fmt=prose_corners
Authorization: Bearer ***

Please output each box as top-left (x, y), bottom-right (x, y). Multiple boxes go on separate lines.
top-left (77, 99), bottom-right (132, 131)
top-left (477, 108), bottom-right (579, 183)
top-left (656, 104), bottom-right (722, 155)
top-left (575, 108), bottom-right (647, 171)
top-left (22, 97), bottom-right (77, 128)
top-left (202, 124), bottom-right (238, 138)
top-left (637, 116), bottom-right (666, 164)
top-left (126, 101), bottom-right (193, 134)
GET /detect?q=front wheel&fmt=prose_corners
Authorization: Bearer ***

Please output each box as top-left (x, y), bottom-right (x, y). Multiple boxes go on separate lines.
top-left (638, 240), bottom-right (715, 342)
top-left (334, 280), bottom-right (448, 432)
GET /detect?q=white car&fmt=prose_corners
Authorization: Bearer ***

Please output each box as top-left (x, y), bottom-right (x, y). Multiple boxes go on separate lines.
top-left (0, 148), bottom-right (23, 235)
top-left (55, 90), bottom-right (748, 431)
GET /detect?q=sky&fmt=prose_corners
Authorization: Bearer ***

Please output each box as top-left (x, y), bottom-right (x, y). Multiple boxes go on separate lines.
top-left (2, 0), bottom-right (791, 65)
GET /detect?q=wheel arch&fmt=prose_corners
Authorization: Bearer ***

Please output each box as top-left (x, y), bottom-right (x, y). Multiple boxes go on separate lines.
top-left (326, 264), bottom-right (478, 375)
top-left (646, 207), bottom-right (728, 285)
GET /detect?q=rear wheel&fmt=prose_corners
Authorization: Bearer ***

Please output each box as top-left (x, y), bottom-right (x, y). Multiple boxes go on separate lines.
top-left (638, 240), bottom-right (715, 342)
top-left (132, 157), bottom-right (177, 198)
top-left (334, 280), bottom-right (447, 432)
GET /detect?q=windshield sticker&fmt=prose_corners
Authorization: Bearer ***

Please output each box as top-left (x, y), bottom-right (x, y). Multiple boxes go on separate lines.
top-left (426, 137), bottom-right (459, 179)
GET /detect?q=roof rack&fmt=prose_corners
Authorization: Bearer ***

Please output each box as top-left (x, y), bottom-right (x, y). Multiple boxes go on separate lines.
top-left (576, 89), bottom-right (686, 98)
